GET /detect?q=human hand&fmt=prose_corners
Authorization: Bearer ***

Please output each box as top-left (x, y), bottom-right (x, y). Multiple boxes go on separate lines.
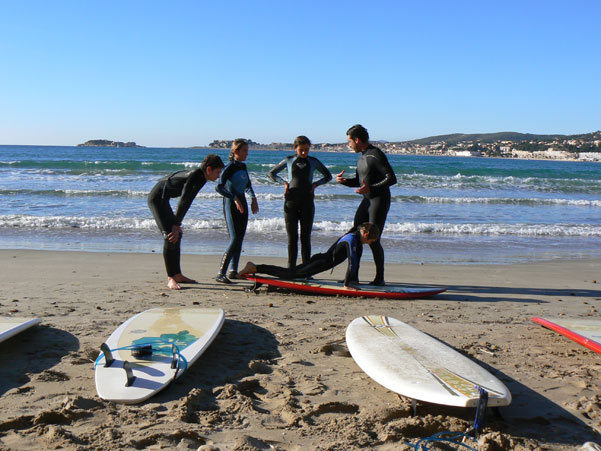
top-left (235, 197), bottom-right (245, 214)
top-left (251, 197), bottom-right (259, 214)
top-left (355, 180), bottom-right (370, 195)
top-left (311, 183), bottom-right (317, 193)
top-left (167, 225), bottom-right (182, 243)
top-left (336, 170), bottom-right (347, 184)
top-left (284, 181), bottom-right (289, 196)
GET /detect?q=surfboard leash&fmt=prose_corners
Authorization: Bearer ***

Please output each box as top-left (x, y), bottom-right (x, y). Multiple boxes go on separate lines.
top-left (95, 341), bottom-right (189, 382)
top-left (405, 431), bottom-right (478, 450)
top-left (405, 387), bottom-right (489, 450)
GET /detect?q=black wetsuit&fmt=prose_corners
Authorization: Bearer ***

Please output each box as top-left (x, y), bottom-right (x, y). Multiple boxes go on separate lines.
top-left (340, 144), bottom-right (396, 283)
top-left (255, 230), bottom-right (363, 286)
top-left (270, 155), bottom-right (332, 267)
top-left (148, 169), bottom-right (207, 277)
top-left (216, 160), bottom-right (256, 275)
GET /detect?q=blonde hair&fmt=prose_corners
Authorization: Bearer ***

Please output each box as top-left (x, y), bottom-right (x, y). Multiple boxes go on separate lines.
top-left (229, 138), bottom-right (248, 161)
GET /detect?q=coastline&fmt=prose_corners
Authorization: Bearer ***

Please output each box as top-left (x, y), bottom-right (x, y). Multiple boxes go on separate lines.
top-left (1, 249), bottom-right (601, 449)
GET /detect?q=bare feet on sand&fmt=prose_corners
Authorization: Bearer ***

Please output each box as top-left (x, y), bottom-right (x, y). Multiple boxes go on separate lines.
top-left (173, 274), bottom-right (197, 283)
top-left (237, 262), bottom-right (257, 277)
top-left (167, 277), bottom-right (182, 290)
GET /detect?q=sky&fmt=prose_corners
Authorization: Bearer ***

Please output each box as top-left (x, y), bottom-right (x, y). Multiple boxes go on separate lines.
top-left (1, 1), bottom-right (600, 147)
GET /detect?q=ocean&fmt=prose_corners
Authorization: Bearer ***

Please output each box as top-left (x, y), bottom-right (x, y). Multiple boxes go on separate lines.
top-left (1, 145), bottom-right (600, 265)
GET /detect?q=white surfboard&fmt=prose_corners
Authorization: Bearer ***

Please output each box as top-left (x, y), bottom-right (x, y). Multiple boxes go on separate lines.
top-left (95, 308), bottom-right (224, 404)
top-left (346, 315), bottom-right (511, 407)
top-left (0, 317), bottom-right (41, 344)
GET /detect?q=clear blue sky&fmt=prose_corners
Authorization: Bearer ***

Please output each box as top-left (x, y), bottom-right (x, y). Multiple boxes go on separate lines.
top-left (1, 1), bottom-right (600, 146)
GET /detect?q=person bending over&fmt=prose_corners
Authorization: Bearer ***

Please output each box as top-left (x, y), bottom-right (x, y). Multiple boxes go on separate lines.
top-left (238, 222), bottom-right (379, 288)
top-left (148, 154), bottom-right (224, 290)
top-left (269, 135), bottom-right (332, 268)
top-left (336, 124), bottom-right (397, 285)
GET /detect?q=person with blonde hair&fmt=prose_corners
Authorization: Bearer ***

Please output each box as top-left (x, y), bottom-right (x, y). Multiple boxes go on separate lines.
top-left (215, 139), bottom-right (259, 283)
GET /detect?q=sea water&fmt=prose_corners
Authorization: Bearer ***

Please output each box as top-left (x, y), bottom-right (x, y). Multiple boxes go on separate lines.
top-left (1, 145), bottom-right (600, 264)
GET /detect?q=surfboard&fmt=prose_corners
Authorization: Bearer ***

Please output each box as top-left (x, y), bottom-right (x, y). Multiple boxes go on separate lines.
top-left (532, 317), bottom-right (601, 355)
top-left (346, 315), bottom-right (511, 407)
top-left (242, 275), bottom-right (446, 299)
top-left (95, 308), bottom-right (224, 404)
top-left (0, 317), bottom-right (41, 344)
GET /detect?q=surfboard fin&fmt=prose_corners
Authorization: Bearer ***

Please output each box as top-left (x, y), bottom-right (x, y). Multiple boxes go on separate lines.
top-left (100, 343), bottom-right (115, 367)
top-left (123, 361), bottom-right (136, 387)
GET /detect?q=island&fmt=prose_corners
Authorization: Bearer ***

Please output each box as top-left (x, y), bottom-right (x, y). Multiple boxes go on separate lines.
top-left (77, 140), bottom-right (145, 148)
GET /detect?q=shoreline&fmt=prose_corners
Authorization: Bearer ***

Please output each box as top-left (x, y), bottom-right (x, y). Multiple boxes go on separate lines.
top-left (2, 249), bottom-right (601, 449)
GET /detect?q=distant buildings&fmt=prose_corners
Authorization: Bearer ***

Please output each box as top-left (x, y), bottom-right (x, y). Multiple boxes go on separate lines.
top-left (207, 131), bottom-right (601, 162)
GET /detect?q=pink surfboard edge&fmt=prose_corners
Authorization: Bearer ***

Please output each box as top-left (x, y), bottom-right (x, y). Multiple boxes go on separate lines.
top-left (531, 316), bottom-right (601, 355)
top-left (242, 275), bottom-right (446, 299)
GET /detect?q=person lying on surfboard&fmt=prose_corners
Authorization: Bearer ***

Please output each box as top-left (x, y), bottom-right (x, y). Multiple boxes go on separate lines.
top-left (237, 222), bottom-right (379, 288)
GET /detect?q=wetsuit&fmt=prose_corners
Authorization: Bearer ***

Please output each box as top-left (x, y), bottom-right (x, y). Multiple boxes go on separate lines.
top-left (148, 169), bottom-right (207, 277)
top-left (339, 144), bottom-right (397, 283)
top-left (254, 230), bottom-right (363, 286)
top-left (270, 155), bottom-right (332, 267)
top-left (216, 160), bottom-right (256, 276)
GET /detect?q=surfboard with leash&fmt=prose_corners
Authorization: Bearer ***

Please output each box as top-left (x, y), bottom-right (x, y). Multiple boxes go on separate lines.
top-left (346, 315), bottom-right (511, 408)
top-left (95, 307), bottom-right (224, 403)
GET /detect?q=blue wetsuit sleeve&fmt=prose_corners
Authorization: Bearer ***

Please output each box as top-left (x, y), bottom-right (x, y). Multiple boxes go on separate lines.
top-left (216, 163), bottom-right (235, 199)
top-left (245, 169), bottom-right (256, 199)
top-left (174, 170), bottom-right (206, 225)
top-left (311, 157), bottom-right (332, 187)
top-left (269, 158), bottom-right (288, 184)
top-left (336, 234), bottom-right (360, 286)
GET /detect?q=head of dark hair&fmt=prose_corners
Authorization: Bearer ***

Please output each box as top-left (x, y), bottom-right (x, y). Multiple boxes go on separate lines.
top-left (200, 154), bottom-right (224, 171)
top-left (294, 135), bottom-right (311, 148)
top-left (346, 124), bottom-right (369, 143)
top-left (358, 222), bottom-right (380, 240)
top-left (229, 138), bottom-right (248, 161)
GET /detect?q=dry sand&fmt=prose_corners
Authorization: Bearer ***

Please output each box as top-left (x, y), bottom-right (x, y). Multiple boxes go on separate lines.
top-left (1, 249), bottom-right (601, 450)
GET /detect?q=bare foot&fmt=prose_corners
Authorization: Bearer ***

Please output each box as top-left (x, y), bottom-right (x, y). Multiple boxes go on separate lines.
top-left (174, 274), bottom-right (197, 283)
top-left (167, 278), bottom-right (182, 290)
top-left (237, 262), bottom-right (257, 277)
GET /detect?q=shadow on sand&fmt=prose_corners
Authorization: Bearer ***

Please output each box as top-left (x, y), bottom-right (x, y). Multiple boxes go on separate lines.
top-left (412, 335), bottom-right (601, 446)
top-left (0, 325), bottom-right (80, 397)
top-left (433, 283), bottom-right (601, 304)
top-left (152, 319), bottom-right (280, 404)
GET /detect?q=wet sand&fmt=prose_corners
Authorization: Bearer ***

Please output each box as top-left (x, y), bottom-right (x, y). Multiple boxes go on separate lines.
top-left (1, 249), bottom-right (601, 450)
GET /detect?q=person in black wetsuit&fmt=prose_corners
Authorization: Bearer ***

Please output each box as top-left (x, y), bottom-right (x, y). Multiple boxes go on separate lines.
top-left (269, 135), bottom-right (332, 268)
top-left (148, 154), bottom-right (224, 290)
top-left (336, 124), bottom-right (397, 286)
top-left (215, 139), bottom-right (259, 284)
top-left (237, 222), bottom-right (379, 287)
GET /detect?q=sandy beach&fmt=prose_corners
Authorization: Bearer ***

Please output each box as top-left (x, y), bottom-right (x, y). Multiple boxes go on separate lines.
top-left (1, 249), bottom-right (601, 450)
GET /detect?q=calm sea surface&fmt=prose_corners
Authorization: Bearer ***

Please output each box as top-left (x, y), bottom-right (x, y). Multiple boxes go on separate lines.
top-left (1, 145), bottom-right (600, 264)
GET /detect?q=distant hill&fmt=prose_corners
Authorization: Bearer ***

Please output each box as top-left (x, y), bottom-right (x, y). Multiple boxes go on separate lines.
top-left (408, 132), bottom-right (568, 146)
top-left (77, 140), bottom-right (144, 148)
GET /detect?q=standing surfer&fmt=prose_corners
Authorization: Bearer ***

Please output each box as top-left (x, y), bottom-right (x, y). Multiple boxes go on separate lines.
top-left (336, 124), bottom-right (396, 285)
top-left (215, 139), bottom-right (259, 283)
top-left (269, 135), bottom-right (332, 268)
